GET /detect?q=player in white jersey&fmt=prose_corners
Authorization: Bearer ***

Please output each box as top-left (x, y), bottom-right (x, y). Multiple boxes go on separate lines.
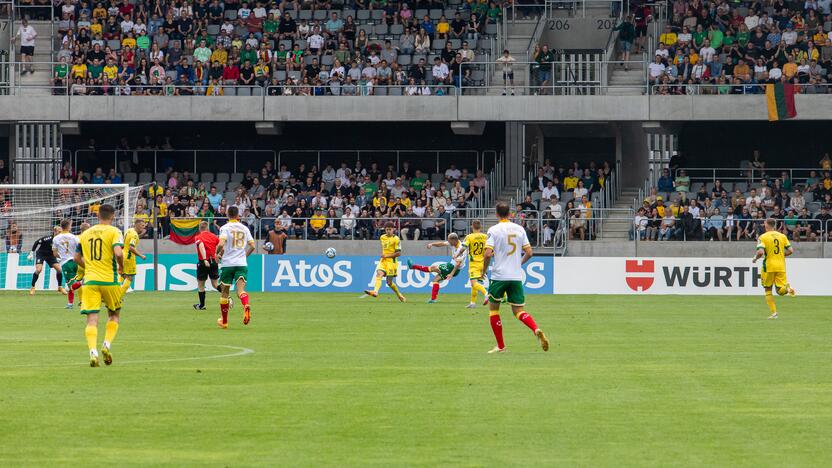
top-left (215, 206), bottom-right (255, 328)
top-left (406, 233), bottom-right (465, 303)
top-left (52, 219), bottom-right (80, 308)
top-left (482, 202), bottom-right (549, 353)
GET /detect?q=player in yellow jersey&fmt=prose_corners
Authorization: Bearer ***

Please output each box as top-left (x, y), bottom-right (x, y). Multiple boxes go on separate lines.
top-left (75, 205), bottom-right (125, 367)
top-left (364, 221), bottom-right (406, 302)
top-left (121, 218), bottom-right (147, 294)
top-left (461, 220), bottom-right (489, 308)
top-left (753, 218), bottom-right (795, 319)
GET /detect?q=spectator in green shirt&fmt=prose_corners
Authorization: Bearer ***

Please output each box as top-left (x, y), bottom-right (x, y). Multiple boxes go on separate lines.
top-left (88, 59), bottom-right (104, 79)
top-left (410, 170), bottom-right (428, 191)
top-left (136, 30), bottom-right (150, 51)
top-left (264, 13), bottom-right (279, 36)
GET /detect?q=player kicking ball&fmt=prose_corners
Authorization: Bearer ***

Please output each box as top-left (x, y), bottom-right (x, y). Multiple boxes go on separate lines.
top-left (407, 233), bottom-right (465, 303)
top-left (363, 221), bottom-right (406, 302)
top-left (53, 219), bottom-right (80, 309)
top-left (753, 218), bottom-right (795, 319)
top-left (215, 206), bottom-right (255, 329)
top-left (482, 202), bottom-right (549, 354)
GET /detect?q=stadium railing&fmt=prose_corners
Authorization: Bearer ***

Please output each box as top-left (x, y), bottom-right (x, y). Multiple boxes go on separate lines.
top-left (674, 168), bottom-right (824, 185)
top-left (650, 83), bottom-right (832, 96)
top-left (162, 210), bottom-right (547, 249)
top-left (73, 149), bottom-right (278, 176)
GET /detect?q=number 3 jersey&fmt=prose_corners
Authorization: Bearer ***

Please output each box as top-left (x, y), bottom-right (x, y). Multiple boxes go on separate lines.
top-left (218, 220), bottom-right (254, 268)
top-left (77, 224), bottom-right (124, 284)
top-left (757, 230), bottom-right (790, 272)
top-left (485, 220), bottom-right (530, 281)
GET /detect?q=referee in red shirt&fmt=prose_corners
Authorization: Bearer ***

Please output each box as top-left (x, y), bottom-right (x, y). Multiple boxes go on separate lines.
top-left (193, 221), bottom-right (220, 310)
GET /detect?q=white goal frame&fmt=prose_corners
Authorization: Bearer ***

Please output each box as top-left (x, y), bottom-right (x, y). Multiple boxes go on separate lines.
top-left (0, 184), bottom-right (133, 229)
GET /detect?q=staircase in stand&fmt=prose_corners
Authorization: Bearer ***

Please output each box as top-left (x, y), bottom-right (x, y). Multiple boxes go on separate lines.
top-left (596, 187), bottom-right (639, 240)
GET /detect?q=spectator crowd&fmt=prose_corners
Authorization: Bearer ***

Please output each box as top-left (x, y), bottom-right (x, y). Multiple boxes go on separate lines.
top-left (45, 0), bottom-right (504, 95)
top-left (632, 153), bottom-right (832, 242)
top-left (616, 0), bottom-right (832, 94)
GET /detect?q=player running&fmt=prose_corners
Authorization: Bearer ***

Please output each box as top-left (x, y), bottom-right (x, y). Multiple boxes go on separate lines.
top-left (753, 218), bottom-right (795, 319)
top-left (121, 218), bottom-right (147, 294)
top-left (75, 205), bottom-right (125, 367)
top-left (462, 220), bottom-right (489, 307)
top-left (363, 221), bottom-right (406, 302)
top-left (407, 233), bottom-right (465, 303)
top-left (53, 219), bottom-right (80, 309)
top-left (482, 202), bottom-right (549, 354)
top-left (28, 226), bottom-right (66, 295)
top-left (216, 206), bottom-right (255, 328)
top-left (193, 221), bottom-right (220, 310)
top-left (66, 223), bottom-right (91, 309)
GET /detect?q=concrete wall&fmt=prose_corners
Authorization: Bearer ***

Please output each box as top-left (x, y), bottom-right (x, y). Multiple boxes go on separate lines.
top-left (566, 240), bottom-right (829, 258)
top-left (538, 17), bottom-right (616, 50)
top-left (3, 94), bottom-right (832, 122)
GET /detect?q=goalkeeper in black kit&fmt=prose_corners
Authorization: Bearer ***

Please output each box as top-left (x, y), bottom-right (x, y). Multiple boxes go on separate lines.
top-left (28, 226), bottom-right (66, 296)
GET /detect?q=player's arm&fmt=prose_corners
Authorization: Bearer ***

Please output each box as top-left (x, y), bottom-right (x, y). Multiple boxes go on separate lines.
top-left (216, 235), bottom-right (226, 259)
top-left (74, 246), bottom-right (85, 268)
top-left (129, 242), bottom-right (146, 260)
top-left (113, 245), bottom-right (125, 275)
top-left (245, 240), bottom-right (256, 257)
top-left (521, 244), bottom-right (533, 265)
top-left (384, 248), bottom-right (402, 259)
top-left (482, 246), bottom-right (494, 273)
top-left (426, 241), bottom-right (448, 250)
top-left (784, 244), bottom-right (794, 257)
top-left (28, 237), bottom-right (42, 260)
top-left (752, 243), bottom-right (765, 263)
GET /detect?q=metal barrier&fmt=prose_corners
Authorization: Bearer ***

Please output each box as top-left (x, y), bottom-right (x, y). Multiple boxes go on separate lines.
top-left (74, 149), bottom-right (278, 178)
top-left (651, 82), bottom-right (832, 96)
top-left (275, 149), bottom-right (482, 177)
top-left (544, 0), bottom-right (626, 18)
top-left (674, 167), bottom-right (825, 185)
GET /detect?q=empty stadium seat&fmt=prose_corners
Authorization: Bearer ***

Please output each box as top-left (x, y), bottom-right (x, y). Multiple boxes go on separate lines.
top-left (215, 172), bottom-right (230, 183)
top-left (138, 173), bottom-right (153, 183)
top-left (200, 173), bottom-right (214, 184)
top-left (124, 172), bottom-right (138, 184)
top-left (230, 173), bottom-right (244, 183)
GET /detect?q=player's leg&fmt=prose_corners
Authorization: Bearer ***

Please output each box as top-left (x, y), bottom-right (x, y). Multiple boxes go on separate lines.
top-left (507, 281), bottom-right (548, 351)
top-left (30, 262), bottom-right (44, 294)
top-left (775, 272), bottom-right (794, 297)
top-left (428, 274), bottom-right (443, 303)
top-left (761, 273), bottom-right (778, 318)
top-left (386, 275), bottom-right (406, 302)
top-left (485, 280), bottom-right (506, 353)
top-left (194, 263), bottom-right (208, 310)
top-left (120, 274), bottom-right (134, 294)
top-left (406, 258), bottom-right (432, 273)
top-left (81, 286), bottom-right (103, 366)
top-left (236, 270), bottom-right (251, 325)
top-left (62, 262), bottom-right (77, 307)
top-left (51, 263), bottom-right (65, 294)
top-left (217, 268), bottom-right (232, 328)
top-left (364, 267), bottom-right (385, 297)
top-left (99, 285), bottom-right (123, 365)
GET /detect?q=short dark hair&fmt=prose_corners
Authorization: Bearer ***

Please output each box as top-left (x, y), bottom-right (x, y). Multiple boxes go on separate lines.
top-left (384, 221), bottom-right (395, 229)
top-left (60, 218), bottom-right (72, 230)
top-left (765, 218), bottom-right (776, 228)
top-left (495, 202), bottom-right (510, 218)
top-left (99, 204), bottom-right (115, 220)
top-left (227, 205), bottom-right (240, 218)
top-left (471, 219), bottom-right (482, 230)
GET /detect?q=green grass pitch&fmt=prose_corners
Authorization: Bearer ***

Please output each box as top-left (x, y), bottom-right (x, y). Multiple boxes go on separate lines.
top-left (1, 291), bottom-right (831, 467)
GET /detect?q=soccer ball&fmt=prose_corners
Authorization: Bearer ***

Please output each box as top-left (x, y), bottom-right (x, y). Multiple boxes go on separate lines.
top-left (325, 247), bottom-right (337, 258)
top-left (264, 241), bottom-right (274, 252)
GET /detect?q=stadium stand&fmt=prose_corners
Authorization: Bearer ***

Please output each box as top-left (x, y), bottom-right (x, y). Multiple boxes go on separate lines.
top-left (27, 0), bottom-right (505, 95)
top-left (631, 0), bottom-right (832, 95)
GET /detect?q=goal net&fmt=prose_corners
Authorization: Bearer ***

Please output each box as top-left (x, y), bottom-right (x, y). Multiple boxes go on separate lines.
top-left (0, 184), bottom-right (145, 290)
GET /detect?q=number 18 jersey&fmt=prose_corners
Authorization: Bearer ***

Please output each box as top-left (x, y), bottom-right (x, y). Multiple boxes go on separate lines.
top-left (219, 220), bottom-right (254, 268)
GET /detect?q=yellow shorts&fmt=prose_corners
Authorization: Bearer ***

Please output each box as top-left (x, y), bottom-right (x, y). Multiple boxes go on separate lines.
top-left (80, 284), bottom-right (123, 314)
top-left (378, 258), bottom-right (398, 277)
top-left (123, 260), bottom-right (137, 276)
top-left (761, 271), bottom-right (788, 289)
top-left (74, 266), bottom-right (85, 281)
top-left (469, 262), bottom-right (484, 280)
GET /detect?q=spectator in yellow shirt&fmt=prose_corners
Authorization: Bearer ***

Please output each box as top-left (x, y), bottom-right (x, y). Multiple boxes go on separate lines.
top-left (92, 5), bottom-right (107, 19)
top-left (309, 209), bottom-right (327, 239)
top-left (563, 171), bottom-right (579, 191)
top-left (783, 56), bottom-right (798, 78)
top-left (71, 59), bottom-right (88, 79)
top-left (90, 20), bottom-right (102, 36)
top-left (655, 197), bottom-right (666, 217)
top-left (103, 60), bottom-right (118, 81)
top-left (211, 46), bottom-right (228, 65)
top-left (436, 16), bottom-right (450, 38)
top-left (659, 25), bottom-right (677, 46)
top-left (122, 32), bottom-right (137, 49)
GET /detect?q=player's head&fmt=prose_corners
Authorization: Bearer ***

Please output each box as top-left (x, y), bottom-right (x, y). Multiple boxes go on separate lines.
top-left (495, 202), bottom-right (510, 220)
top-left (764, 218), bottom-right (776, 231)
top-left (198, 221), bottom-right (209, 232)
top-left (98, 204), bottom-right (116, 223)
top-left (384, 221), bottom-right (395, 236)
top-left (134, 217), bottom-right (147, 234)
top-left (53, 225), bottom-right (61, 235)
top-left (60, 218), bottom-right (72, 231)
top-left (447, 232), bottom-right (459, 246)
top-left (471, 219), bottom-right (481, 232)
top-left (79, 222), bottom-right (91, 233)
top-left (227, 205), bottom-right (240, 220)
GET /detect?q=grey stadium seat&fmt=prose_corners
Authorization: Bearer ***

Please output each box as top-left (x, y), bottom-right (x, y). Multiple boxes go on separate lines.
top-left (215, 172), bottom-right (230, 183)
top-left (124, 172), bottom-right (138, 184)
top-left (201, 172), bottom-right (214, 184)
top-left (138, 173), bottom-right (152, 183)
top-left (230, 173), bottom-right (244, 183)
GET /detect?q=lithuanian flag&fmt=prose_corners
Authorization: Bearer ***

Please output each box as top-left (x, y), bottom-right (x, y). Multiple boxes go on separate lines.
top-left (169, 218), bottom-right (202, 244)
top-left (766, 83), bottom-right (797, 121)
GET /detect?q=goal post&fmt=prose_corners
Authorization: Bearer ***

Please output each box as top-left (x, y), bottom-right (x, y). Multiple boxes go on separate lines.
top-left (0, 184), bottom-right (145, 290)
